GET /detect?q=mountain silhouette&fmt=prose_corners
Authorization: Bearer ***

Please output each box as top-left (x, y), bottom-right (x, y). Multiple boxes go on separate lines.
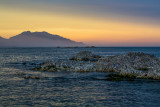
top-left (0, 31), bottom-right (85, 47)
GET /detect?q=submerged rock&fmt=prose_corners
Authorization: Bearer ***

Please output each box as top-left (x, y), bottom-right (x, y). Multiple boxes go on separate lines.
top-left (70, 51), bottom-right (101, 61)
top-left (16, 72), bottom-right (26, 76)
top-left (40, 60), bottom-right (53, 68)
top-left (105, 73), bottom-right (137, 81)
top-left (16, 72), bottom-right (41, 79)
top-left (23, 75), bottom-right (40, 79)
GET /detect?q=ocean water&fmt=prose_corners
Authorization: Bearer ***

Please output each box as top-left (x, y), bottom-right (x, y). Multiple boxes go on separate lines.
top-left (0, 47), bottom-right (160, 107)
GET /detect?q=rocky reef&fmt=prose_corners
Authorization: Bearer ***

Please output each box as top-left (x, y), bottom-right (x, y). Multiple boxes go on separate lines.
top-left (29, 51), bottom-right (160, 80)
top-left (70, 51), bottom-right (101, 61)
top-left (16, 72), bottom-right (41, 79)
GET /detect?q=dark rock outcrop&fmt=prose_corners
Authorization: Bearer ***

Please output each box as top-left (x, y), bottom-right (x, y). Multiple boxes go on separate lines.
top-left (96, 52), bottom-right (160, 72)
top-left (29, 51), bottom-right (160, 79)
top-left (70, 51), bottom-right (101, 61)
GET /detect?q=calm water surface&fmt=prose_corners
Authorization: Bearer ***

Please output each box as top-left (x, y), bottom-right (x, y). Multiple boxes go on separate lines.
top-left (0, 47), bottom-right (160, 107)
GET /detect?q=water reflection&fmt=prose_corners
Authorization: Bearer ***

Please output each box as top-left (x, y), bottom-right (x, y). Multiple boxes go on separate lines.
top-left (0, 47), bottom-right (160, 106)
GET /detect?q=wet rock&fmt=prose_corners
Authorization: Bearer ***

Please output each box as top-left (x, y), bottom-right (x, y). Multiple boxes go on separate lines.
top-left (16, 72), bottom-right (41, 80)
top-left (30, 62), bottom-right (41, 65)
top-left (106, 73), bottom-right (137, 81)
top-left (96, 52), bottom-right (160, 79)
top-left (22, 62), bottom-right (27, 65)
top-left (30, 51), bottom-right (160, 80)
top-left (31, 67), bottom-right (43, 71)
top-left (40, 60), bottom-right (53, 68)
top-left (23, 75), bottom-right (40, 79)
top-left (70, 51), bottom-right (101, 61)
top-left (17, 72), bottom-right (26, 76)
top-left (31, 65), bottom-right (57, 72)
top-left (20, 61), bottom-right (41, 67)
top-left (97, 52), bottom-right (160, 73)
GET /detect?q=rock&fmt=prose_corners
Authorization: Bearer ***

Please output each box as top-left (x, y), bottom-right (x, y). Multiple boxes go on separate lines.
top-left (97, 52), bottom-right (160, 72)
top-left (30, 62), bottom-right (41, 65)
top-left (17, 72), bottom-right (26, 76)
top-left (106, 73), bottom-right (137, 81)
top-left (70, 51), bottom-right (101, 61)
top-left (40, 60), bottom-right (54, 68)
top-left (95, 52), bottom-right (160, 79)
top-left (23, 75), bottom-right (40, 79)
top-left (16, 72), bottom-right (41, 79)
top-left (30, 51), bottom-right (160, 80)
top-left (22, 62), bottom-right (27, 65)
top-left (31, 65), bottom-right (57, 72)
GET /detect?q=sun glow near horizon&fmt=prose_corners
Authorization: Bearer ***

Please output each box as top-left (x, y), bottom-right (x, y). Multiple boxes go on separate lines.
top-left (0, 0), bottom-right (160, 46)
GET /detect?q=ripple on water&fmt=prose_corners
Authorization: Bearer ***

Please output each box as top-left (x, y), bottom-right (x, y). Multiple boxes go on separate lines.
top-left (1, 47), bottom-right (160, 106)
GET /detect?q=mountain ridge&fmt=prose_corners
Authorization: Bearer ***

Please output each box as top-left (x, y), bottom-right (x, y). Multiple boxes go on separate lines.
top-left (0, 31), bottom-right (85, 47)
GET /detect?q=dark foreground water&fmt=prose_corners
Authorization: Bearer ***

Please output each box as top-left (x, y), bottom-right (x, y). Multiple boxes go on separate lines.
top-left (0, 47), bottom-right (160, 107)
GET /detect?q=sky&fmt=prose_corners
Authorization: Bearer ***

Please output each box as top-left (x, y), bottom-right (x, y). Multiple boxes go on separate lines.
top-left (0, 0), bottom-right (160, 46)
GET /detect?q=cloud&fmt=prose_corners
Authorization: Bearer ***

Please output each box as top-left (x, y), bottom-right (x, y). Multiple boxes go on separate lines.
top-left (1, 0), bottom-right (160, 21)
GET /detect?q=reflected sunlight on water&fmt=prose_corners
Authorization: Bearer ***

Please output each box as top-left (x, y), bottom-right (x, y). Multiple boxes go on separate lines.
top-left (0, 47), bottom-right (160, 106)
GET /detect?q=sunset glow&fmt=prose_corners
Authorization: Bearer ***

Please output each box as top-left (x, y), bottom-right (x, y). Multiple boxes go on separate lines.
top-left (0, 0), bottom-right (160, 46)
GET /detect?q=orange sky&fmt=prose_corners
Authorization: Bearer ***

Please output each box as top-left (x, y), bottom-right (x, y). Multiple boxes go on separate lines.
top-left (0, 0), bottom-right (160, 46)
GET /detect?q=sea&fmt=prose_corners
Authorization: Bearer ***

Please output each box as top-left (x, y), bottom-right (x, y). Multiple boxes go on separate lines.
top-left (0, 47), bottom-right (160, 107)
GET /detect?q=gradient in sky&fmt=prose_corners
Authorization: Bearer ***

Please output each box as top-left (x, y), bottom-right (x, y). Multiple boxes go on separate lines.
top-left (0, 0), bottom-right (160, 46)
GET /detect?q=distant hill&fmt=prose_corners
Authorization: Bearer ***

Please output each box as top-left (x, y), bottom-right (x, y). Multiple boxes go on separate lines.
top-left (0, 31), bottom-right (85, 47)
top-left (0, 37), bottom-right (8, 47)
